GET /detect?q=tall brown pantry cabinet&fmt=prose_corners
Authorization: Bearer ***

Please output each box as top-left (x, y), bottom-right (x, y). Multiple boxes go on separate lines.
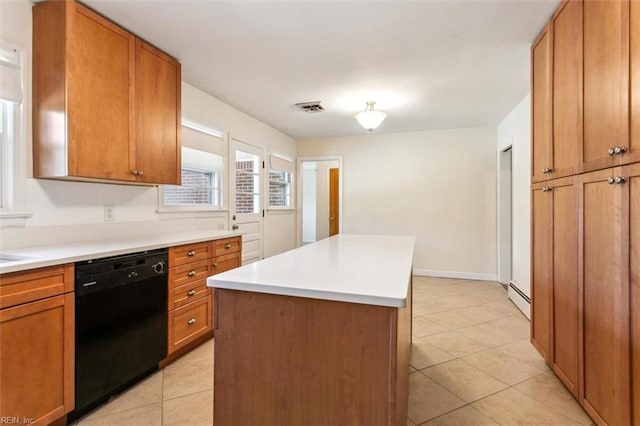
top-left (531, 1), bottom-right (639, 425)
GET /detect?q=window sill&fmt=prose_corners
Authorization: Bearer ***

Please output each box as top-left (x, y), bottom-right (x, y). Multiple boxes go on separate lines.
top-left (156, 207), bottom-right (228, 220)
top-left (266, 208), bottom-right (296, 215)
top-left (0, 210), bottom-right (33, 228)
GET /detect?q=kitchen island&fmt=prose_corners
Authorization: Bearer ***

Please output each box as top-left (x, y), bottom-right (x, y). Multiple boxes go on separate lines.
top-left (207, 234), bottom-right (415, 426)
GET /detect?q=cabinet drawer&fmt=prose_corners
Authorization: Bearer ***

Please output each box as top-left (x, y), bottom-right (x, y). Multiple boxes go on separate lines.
top-left (214, 237), bottom-right (241, 257)
top-left (169, 260), bottom-right (210, 289)
top-left (212, 252), bottom-right (241, 275)
top-left (169, 242), bottom-right (212, 266)
top-left (0, 264), bottom-right (74, 309)
top-left (170, 280), bottom-right (208, 310)
top-left (168, 295), bottom-right (212, 353)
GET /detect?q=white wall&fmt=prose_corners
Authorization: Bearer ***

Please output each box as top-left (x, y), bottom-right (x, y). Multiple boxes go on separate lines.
top-left (297, 127), bottom-right (498, 279)
top-left (497, 93), bottom-right (531, 317)
top-left (302, 164), bottom-right (317, 243)
top-left (0, 0), bottom-right (297, 258)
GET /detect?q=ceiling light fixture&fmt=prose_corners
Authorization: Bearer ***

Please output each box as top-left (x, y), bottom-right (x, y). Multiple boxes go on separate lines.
top-left (354, 101), bottom-right (387, 131)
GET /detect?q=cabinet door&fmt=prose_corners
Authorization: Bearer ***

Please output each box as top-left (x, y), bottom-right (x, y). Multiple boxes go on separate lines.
top-left (532, 25), bottom-right (553, 183)
top-left (627, 163), bottom-right (640, 424)
top-left (582, 0), bottom-right (628, 173)
top-left (550, 177), bottom-right (579, 396)
top-left (628, 2), bottom-right (640, 166)
top-left (551, 0), bottom-right (581, 180)
top-left (0, 294), bottom-right (74, 425)
top-left (531, 184), bottom-right (552, 360)
top-left (135, 40), bottom-right (181, 185)
top-left (67, 3), bottom-right (136, 181)
top-left (581, 168), bottom-right (631, 425)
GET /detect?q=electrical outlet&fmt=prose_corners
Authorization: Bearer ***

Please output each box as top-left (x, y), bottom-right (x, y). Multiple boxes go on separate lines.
top-left (217, 223), bottom-right (225, 230)
top-left (104, 205), bottom-right (115, 222)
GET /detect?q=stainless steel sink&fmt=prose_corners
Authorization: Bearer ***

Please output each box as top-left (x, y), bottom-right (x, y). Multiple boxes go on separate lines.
top-left (0, 254), bottom-right (38, 264)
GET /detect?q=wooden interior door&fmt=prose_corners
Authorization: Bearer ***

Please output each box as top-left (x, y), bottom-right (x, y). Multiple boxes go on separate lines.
top-left (550, 177), bottom-right (579, 396)
top-left (531, 183), bottom-right (552, 361)
top-left (581, 167), bottom-right (631, 425)
top-left (68, 3), bottom-right (135, 181)
top-left (532, 24), bottom-right (553, 183)
top-left (135, 40), bottom-right (181, 185)
top-left (582, 0), bottom-right (629, 173)
top-left (329, 168), bottom-right (339, 236)
top-left (551, 0), bottom-right (581, 180)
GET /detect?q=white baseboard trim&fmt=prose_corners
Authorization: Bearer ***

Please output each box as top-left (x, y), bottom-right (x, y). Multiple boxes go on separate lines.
top-left (412, 269), bottom-right (497, 281)
top-left (508, 280), bottom-right (531, 320)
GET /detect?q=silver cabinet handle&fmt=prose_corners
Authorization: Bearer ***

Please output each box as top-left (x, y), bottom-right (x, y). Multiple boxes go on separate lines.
top-left (132, 170), bottom-right (139, 176)
top-left (188, 270), bottom-right (196, 277)
top-left (187, 250), bottom-right (196, 257)
top-left (138, 170), bottom-right (144, 177)
top-left (213, 262), bottom-right (218, 268)
top-left (187, 289), bottom-right (196, 297)
top-left (542, 186), bottom-right (552, 192)
top-left (608, 148), bottom-right (616, 156)
top-left (615, 176), bottom-right (626, 184)
top-left (608, 177), bottom-right (616, 185)
top-left (224, 243), bottom-right (231, 249)
top-left (614, 146), bottom-right (626, 155)
top-left (543, 167), bottom-right (552, 174)
top-left (187, 318), bottom-right (196, 325)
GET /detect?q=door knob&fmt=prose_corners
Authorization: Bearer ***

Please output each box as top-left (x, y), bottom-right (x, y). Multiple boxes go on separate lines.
top-left (232, 224), bottom-right (239, 231)
top-left (614, 146), bottom-right (626, 155)
top-left (329, 217), bottom-right (335, 221)
top-left (608, 177), bottom-right (616, 185)
top-left (614, 176), bottom-right (626, 184)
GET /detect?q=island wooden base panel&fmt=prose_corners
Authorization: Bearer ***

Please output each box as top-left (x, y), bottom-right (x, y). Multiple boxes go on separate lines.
top-left (213, 288), bottom-right (411, 426)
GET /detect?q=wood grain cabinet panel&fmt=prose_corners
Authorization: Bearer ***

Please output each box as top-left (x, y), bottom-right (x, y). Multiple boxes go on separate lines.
top-left (532, 24), bottom-right (553, 183)
top-left (551, 0), bottom-right (581, 180)
top-left (628, 1), bottom-right (640, 166)
top-left (581, 168), bottom-right (631, 426)
top-left (531, 184), bottom-right (552, 360)
top-left (0, 266), bottom-right (74, 425)
top-left (32, 0), bottom-right (180, 185)
top-left (582, 0), bottom-right (629, 173)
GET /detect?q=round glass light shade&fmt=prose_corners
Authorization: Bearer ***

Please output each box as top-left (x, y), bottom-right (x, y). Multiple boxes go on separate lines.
top-left (354, 102), bottom-right (388, 131)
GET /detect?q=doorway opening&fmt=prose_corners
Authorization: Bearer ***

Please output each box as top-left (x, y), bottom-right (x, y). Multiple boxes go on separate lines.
top-left (298, 157), bottom-right (343, 246)
top-left (498, 146), bottom-right (513, 284)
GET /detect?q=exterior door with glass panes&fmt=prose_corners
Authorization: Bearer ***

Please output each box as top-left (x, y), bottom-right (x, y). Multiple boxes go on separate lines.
top-left (230, 139), bottom-right (263, 264)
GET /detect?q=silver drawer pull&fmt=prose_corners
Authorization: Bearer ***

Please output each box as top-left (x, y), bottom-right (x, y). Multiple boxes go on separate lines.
top-left (224, 243), bottom-right (231, 249)
top-left (213, 263), bottom-right (218, 268)
top-left (187, 318), bottom-right (196, 325)
top-left (187, 289), bottom-right (196, 297)
top-left (187, 250), bottom-right (196, 257)
top-left (188, 270), bottom-right (196, 277)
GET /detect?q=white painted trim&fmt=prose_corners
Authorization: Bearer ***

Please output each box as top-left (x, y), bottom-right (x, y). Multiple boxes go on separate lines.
top-left (508, 282), bottom-right (531, 319)
top-left (412, 269), bottom-right (497, 281)
top-left (296, 155), bottom-right (344, 247)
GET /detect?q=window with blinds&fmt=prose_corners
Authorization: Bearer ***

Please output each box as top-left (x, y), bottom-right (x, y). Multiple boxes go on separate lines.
top-left (161, 123), bottom-right (226, 209)
top-left (268, 154), bottom-right (293, 209)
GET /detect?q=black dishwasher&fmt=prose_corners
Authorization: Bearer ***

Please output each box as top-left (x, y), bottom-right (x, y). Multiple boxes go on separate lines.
top-left (69, 249), bottom-right (168, 421)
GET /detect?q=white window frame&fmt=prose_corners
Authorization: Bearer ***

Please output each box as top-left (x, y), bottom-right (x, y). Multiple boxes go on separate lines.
top-left (267, 152), bottom-right (295, 211)
top-left (163, 166), bottom-right (221, 208)
top-left (0, 42), bottom-right (31, 227)
top-left (158, 121), bottom-right (228, 215)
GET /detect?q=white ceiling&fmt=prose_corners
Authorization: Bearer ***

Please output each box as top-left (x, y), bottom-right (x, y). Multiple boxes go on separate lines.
top-left (85, 0), bottom-right (560, 140)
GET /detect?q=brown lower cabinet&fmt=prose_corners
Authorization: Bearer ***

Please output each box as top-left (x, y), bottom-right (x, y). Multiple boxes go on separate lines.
top-left (167, 237), bottom-right (242, 355)
top-left (532, 164), bottom-right (640, 425)
top-left (0, 265), bottom-right (74, 425)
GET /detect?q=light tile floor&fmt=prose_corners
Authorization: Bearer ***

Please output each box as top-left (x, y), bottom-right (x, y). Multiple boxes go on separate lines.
top-left (73, 276), bottom-right (593, 425)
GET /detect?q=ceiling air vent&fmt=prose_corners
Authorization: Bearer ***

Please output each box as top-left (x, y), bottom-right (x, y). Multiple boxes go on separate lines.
top-left (295, 101), bottom-right (326, 113)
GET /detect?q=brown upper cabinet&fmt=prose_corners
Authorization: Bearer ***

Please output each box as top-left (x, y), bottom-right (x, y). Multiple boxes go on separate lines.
top-left (582, 0), bottom-right (629, 173)
top-left (33, 0), bottom-right (181, 185)
top-left (531, 23), bottom-right (552, 183)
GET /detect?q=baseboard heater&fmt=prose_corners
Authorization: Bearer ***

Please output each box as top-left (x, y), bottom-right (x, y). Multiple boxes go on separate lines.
top-left (509, 282), bottom-right (531, 304)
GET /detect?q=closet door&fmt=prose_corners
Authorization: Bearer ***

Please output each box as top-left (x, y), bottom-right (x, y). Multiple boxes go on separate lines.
top-left (582, 0), bottom-right (628, 173)
top-left (581, 167), bottom-right (630, 425)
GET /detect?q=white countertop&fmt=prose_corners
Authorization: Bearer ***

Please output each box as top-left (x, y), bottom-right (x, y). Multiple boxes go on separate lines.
top-left (0, 230), bottom-right (238, 274)
top-left (207, 234), bottom-right (415, 307)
